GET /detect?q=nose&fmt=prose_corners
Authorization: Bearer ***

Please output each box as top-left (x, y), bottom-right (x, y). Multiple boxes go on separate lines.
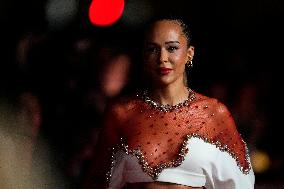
top-left (159, 48), bottom-right (168, 64)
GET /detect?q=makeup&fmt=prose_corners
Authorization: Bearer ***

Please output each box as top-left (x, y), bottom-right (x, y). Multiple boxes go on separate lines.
top-left (157, 67), bottom-right (173, 75)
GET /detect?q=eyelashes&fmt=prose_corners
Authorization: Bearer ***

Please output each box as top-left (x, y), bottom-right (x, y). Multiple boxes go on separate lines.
top-left (167, 46), bottom-right (178, 52)
top-left (145, 46), bottom-right (159, 54)
top-left (145, 46), bottom-right (179, 54)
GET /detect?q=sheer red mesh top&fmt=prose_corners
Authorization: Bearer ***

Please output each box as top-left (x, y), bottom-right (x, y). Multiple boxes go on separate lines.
top-left (83, 91), bottom-right (252, 188)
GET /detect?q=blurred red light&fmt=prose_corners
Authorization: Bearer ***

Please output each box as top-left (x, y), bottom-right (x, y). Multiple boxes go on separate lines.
top-left (88, 0), bottom-right (125, 27)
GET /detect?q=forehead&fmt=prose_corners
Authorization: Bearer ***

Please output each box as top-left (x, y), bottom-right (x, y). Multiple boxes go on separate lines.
top-left (146, 20), bottom-right (185, 42)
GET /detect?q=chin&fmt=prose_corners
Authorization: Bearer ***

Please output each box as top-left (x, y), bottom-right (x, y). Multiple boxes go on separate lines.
top-left (153, 77), bottom-right (175, 87)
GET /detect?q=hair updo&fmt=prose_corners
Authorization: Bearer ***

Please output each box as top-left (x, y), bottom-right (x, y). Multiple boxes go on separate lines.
top-left (143, 15), bottom-right (193, 47)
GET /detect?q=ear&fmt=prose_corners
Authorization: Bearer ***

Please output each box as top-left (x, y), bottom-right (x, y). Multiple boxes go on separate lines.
top-left (187, 45), bottom-right (195, 61)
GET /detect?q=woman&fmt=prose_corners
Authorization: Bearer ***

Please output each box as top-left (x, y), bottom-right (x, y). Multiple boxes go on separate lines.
top-left (81, 17), bottom-right (255, 189)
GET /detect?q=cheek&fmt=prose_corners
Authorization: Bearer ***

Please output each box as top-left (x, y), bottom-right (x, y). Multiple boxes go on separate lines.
top-left (170, 53), bottom-right (187, 66)
top-left (144, 54), bottom-right (157, 63)
top-left (144, 55), bottom-right (157, 71)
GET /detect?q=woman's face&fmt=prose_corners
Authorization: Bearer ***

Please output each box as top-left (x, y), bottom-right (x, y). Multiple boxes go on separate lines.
top-left (143, 20), bottom-right (194, 87)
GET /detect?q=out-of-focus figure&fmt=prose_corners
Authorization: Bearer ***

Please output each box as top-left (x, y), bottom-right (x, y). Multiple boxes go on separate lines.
top-left (0, 99), bottom-right (66, 189)
top-left (66, 44), bottom-right (132, 188)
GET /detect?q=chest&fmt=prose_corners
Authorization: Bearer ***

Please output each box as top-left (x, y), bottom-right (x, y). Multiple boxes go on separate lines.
top-left (118, 109), bottom-right (214, 165)
top-left (121, 108), bottom-right (212, 142)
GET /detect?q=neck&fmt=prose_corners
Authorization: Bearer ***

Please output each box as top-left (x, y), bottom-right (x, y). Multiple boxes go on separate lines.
top-left (149, 81), bottom-right (189, 106)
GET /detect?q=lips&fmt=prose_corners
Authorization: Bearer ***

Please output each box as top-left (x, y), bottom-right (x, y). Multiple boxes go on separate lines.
top-left (157, 67), bottom-right (173, 75)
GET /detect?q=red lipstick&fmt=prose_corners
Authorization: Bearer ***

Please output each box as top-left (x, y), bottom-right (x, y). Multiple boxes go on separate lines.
top-left (157, 67), bottom-right (173, 75)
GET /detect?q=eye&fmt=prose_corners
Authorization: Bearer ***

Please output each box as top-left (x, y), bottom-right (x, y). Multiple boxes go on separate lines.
top-left (167, 46), bottom-right (178, 52)
top-left (145, 46), bottom-right (159, 54)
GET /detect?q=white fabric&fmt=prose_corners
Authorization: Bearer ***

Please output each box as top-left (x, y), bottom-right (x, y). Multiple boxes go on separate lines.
top-left (108, 137), bottom-right (255, 189)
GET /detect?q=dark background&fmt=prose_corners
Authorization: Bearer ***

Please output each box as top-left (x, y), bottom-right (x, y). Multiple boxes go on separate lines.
top-left (0, 0), bottom-right (283, 188)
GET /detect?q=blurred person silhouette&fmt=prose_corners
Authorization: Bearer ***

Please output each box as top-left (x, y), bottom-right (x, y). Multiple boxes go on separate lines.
top-left (85, 45), bottom-right (132, 114)
top-left (0, 32), bottom-right (71, 189)
top-left (66, 44), bottom-right (132, 188)
top-left (14, 32), bottom-right (79, 188)
top-left (0, 95), bottom-right (67, 189)
top-left (81, 16), bottom-right (255, 189)
top-left (7, 32), bottom-right (46, 173)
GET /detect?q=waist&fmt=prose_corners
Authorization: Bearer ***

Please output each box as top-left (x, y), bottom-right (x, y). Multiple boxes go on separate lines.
top-left (126, 182), bottom-right (203, 189)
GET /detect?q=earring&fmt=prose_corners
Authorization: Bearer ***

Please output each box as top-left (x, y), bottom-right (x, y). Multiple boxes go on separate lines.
top-left (186, 60), bottom-right (193, 68)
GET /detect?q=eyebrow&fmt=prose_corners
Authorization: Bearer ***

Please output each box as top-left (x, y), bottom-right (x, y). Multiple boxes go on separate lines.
top-left (146, 41), bottom-right (180, 45)
top-left (165, 41), bottom-right (180, 44)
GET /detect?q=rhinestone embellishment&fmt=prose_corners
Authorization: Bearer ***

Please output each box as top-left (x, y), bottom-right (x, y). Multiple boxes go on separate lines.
top-left (141, 88), bottom-right (196, 112)
top-left (106, 135), bottom-right (252, 185)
